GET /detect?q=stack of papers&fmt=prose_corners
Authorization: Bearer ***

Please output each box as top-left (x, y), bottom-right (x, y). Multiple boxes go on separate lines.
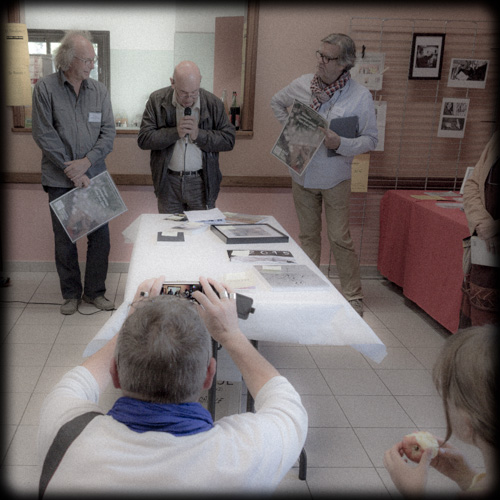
top-left (185, 208), bottom-right (226, 224)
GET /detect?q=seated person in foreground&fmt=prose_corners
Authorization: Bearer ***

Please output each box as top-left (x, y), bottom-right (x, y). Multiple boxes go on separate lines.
top-left (384, 325), bottom-right (497, 496)
top-left (38, 276), bottom-right (308, 495)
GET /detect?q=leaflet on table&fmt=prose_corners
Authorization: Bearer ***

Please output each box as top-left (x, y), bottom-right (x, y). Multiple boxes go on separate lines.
top-left (424, 191), bottom-right (458, 197)
top-left (410, 194), bottom-right (448, 201)
top-left (185, 208), bottom-right (226, 223)
top-left (270, 99), bottom-right (327, 176)
top-left (436, 202), bottom-right (464, 209)
top-left (222, 270), bottom-right (271, 291)
top-left (49, 171), bottom-right (127, 243)
top-left (254, 265), bottom-right (330, 291)
top-left (227, 250), bottom-right (296, 264)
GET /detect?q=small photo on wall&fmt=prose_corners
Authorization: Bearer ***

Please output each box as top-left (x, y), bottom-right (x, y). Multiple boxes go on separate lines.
top-left (448, 58), bottom-right (489, 89)
top-left (409, 33), bottom-right (446, 80)
top-left (438, 98), bottom-right (470, 138)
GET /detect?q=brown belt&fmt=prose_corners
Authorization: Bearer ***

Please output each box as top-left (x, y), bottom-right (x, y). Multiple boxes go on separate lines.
top-left (167, 169), bottom-right (202, 177)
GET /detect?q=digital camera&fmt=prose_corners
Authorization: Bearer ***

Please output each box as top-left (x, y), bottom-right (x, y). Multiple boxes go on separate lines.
top-left (161, 282), bottom-right (255, 320)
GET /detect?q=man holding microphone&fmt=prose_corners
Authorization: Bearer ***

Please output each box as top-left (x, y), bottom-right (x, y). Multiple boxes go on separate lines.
top-left (138, 61), bottom-right (235, 213)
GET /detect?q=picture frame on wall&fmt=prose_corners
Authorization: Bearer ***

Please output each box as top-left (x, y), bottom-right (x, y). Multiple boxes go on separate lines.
top-left (448, 58), bottom-right (489, 89)
top-left (408, 33), bottom-right (446, 80)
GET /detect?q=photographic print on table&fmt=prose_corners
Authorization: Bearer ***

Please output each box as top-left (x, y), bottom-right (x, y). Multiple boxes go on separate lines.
top-left (438, 98), bottom-right (470, 139)
top-left (408, 33), bottom-right (445, 80)
top-left (448, 58), bottom-right (489, 89)
top-left (210, 224), bottom-right (289, 244)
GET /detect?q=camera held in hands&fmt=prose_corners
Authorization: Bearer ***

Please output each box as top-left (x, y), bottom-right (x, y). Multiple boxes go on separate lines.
top-left (161, 282), bottom-right (255, 320)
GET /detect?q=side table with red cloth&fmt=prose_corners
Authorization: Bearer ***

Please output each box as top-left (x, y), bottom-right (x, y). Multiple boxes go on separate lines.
top-left (378, 190), bottom-right (470, 333)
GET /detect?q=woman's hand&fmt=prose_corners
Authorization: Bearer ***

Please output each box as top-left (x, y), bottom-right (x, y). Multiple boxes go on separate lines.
top-left (430, 440), bottom-right (477, 491)
top-left (383, 441), bottom-right (434, 495)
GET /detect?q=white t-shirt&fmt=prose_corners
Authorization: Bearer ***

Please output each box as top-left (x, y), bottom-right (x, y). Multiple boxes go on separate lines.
top-left (38, 366), bottom-right (308, 496)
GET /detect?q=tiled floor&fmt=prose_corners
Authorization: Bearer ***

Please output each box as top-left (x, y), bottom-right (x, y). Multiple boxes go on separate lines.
top-left (1, 271), bottom-right (484, 497)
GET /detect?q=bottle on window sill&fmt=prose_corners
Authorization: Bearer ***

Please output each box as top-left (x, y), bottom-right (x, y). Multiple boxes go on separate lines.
top-left (230, 91), bottom-right (240, 130)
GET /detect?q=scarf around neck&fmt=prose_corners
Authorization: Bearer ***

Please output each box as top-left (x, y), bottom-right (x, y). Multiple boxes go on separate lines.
top-left (108, 396), bottom-right (214, 436)
top-left (310, 71), bottom-right (351, 111)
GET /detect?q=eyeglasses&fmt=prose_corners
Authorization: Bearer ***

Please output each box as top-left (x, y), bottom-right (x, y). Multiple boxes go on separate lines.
top-left (315, 51), bottom-right (339, 64)
top-left (74, 56), bottom-right (98, 66)
top-left (176, 89), bottom-right (199, 99)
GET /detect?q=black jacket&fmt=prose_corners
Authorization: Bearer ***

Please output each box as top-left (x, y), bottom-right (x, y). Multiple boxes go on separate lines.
top-left (138, 86), bottom-right (235, 208)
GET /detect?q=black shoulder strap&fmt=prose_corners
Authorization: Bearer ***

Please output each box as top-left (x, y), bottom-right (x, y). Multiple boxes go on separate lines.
top-left (39, 411), bottom-right (103, 498)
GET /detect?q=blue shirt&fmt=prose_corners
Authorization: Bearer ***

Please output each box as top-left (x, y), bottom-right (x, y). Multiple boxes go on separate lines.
top-left (271, 73), bottom-right (378, 189)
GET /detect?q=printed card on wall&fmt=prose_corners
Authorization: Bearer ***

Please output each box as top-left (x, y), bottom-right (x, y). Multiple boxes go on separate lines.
top-left (4, 23), bottom-right (32, 106)
top-left (437, 98), bottom-right (469, 139)
top-left (351, 53), bottom-right (385, 91)
top-left (351, 154), bottom-right (370, 193)
top-left (374, 101), bottom-right (387, 151)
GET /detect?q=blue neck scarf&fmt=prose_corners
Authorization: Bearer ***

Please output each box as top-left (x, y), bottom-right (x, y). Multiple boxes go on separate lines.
top-left (108, 397), bottom-right (214, 436)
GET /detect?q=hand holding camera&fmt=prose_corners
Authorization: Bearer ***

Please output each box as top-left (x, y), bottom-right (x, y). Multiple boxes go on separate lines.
top-left (193, 276), bottom-right (242, 346)
top-left (161, 279), bottom-right (254, 320)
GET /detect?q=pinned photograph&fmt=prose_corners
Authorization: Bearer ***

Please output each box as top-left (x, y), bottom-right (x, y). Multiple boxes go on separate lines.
top-left (448, 58), bottom-right (489, 89)
top-left (438, 98), bottom-right (469, 139)
top-left (409, 33), bottom-right (445, 80)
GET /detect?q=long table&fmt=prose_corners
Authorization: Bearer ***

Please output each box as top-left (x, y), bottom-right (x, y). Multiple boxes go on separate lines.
top-left (377, 190), bottom-right (470, 333)
top-left (85, 214), bottom-right (386, 363)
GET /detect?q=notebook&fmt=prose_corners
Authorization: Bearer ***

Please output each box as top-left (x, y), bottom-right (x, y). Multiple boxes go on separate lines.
top-left (327, 115), bottom-right (359, 156)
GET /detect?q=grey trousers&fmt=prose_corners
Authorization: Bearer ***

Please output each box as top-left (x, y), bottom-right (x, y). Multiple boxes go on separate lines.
top-left (157, 172), bottom-right (209, 213)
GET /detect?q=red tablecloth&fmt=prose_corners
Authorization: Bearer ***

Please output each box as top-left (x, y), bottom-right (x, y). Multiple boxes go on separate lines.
top-left (378, 190), bottom-right (470, 333)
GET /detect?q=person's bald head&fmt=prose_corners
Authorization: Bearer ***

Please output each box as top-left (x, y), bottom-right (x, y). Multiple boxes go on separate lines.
top-left (171, 61), bottom-right (202, 108)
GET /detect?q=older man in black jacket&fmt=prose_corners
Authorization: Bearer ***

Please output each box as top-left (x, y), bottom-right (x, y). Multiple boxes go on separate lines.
top-left (138, 61), bottom-right (235, 213)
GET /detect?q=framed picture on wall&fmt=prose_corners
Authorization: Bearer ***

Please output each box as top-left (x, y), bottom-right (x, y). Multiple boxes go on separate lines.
top-left (408, 33), bottom-right (446, 80)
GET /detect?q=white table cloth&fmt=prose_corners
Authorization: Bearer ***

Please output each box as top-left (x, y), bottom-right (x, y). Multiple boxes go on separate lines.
top-left (84, 214), bottom-right (386, 363)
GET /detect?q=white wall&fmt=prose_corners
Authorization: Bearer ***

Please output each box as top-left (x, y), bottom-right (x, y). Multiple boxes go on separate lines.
top-left (22, 2), bottom-right (245, 123)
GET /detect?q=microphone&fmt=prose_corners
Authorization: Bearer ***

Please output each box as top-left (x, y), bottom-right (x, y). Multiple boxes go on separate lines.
top-left (184, 107), bottom-right (191, 145)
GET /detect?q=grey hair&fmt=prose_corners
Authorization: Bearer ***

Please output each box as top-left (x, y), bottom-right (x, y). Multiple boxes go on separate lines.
top-left (321, 33), bottom-right (357, 71)
top-left (115, 295), bottom-right (212, 404)
top-left (54, 30), bottom-right (93, 72)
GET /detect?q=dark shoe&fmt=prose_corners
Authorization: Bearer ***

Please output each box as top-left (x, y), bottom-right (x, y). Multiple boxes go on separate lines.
top-left (61, 298), bottom-right (81, 315)
top-left (82, 295), bottom-right (115, 310)
top-left (349, 299), bottom-right (364, 317)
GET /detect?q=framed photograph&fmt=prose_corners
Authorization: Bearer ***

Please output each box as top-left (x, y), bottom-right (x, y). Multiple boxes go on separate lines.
top-left (448, 58), bottom-right (489, 89)
top-left (437, 98), bottom-right (470, 139)
top-left (210, 223), bottom-right (289, 244)
top-left (409, 33), bottom-right (446, 80)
